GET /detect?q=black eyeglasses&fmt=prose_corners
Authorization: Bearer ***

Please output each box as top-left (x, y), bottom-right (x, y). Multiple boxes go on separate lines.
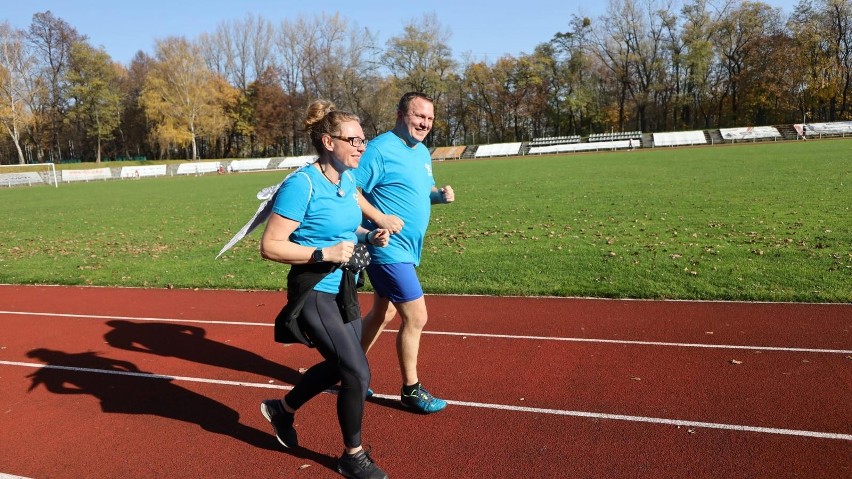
top-left (329, 135), bottom-right (368, 147)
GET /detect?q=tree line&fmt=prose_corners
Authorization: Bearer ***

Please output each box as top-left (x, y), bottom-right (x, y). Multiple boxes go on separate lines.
top-left (1, 0), bottom-right (850, 164)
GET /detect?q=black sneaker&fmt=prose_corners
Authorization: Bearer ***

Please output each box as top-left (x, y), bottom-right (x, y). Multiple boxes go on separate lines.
top-left (260, 399), bottom-right (298, 448)
top-left (337, 449), bottom-right (388, 479)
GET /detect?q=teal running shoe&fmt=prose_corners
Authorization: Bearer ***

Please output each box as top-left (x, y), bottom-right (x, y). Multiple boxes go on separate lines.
top-left (400, 384), bottom-right (446, 414)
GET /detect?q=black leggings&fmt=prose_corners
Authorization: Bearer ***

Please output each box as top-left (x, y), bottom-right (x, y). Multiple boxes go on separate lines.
top-left (283, 290), bottom-right (370, 448)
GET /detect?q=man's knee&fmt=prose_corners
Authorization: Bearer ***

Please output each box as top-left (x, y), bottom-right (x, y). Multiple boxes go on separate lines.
top-left (396, 298), bottom-right (428, 330)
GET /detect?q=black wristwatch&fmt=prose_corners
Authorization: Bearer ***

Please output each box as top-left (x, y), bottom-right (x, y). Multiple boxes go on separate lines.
top-left (311, 248), bottom-right (324, 263)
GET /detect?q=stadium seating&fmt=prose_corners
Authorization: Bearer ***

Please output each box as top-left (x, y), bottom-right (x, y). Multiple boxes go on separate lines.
top-left (588, 131), bottom-right (642, 142)
top-left (652, 131), bottom-right (707, 147)
top-left (431, 146), bottom-right (467, 160)
top-left (800, 121), bottom-right (852, 137)
top-left (528, 139), bottom-right (640, 155)
top-left (474, 142), bottom-right (523, 158)
top-left (276, 155), bottom-right (316, 169)
top-left (119, 165), bottom-right (168, 179)
top-left (719, 126), bottom-right (781, 141)
top-left (61, 168), bottom-right (112, 182)
top-left (230, 158), bottom-right (272, 171)
top-left (0, 172), bottom-right (46, 187)
top-left (176, 161), bottom-right (222, 175)
top-left (528, 135), bottom-right (581, 146)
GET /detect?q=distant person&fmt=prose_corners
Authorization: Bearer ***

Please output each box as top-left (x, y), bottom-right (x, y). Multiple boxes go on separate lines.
top-left (354, 92), bottom-right (454, 414)
top-left (802, 124), bottom-right (808, 141)
top-left (258, 99), bottom-right (390, 479)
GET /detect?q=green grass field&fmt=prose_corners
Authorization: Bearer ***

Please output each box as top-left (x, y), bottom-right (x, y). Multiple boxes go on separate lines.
top-left (1, 140), bottom-right (849, 302)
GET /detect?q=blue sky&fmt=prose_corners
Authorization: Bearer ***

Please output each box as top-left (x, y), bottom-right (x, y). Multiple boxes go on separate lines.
top-left (4, 0), bottom-right (799, 66)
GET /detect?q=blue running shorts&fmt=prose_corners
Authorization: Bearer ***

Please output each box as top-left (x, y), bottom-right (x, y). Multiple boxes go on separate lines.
top-left (366, 263), bottom-right (424, 303)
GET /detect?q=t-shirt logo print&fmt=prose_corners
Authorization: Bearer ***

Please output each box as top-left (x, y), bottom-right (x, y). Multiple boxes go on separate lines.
top-left (424, 164), bottom-right (433, 177)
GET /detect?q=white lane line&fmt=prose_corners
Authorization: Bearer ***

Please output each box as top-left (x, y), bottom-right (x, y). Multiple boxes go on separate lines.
top-left (2, 310), bottom-right (851, 355)
top-left (0, 474), bottom-right (33, 479)
top-left (421, 330), bottom-right (852, 354)
top-left (2, 360), bottom-right (850, 442)
top-left (0, 310), bottom-right (268, 327)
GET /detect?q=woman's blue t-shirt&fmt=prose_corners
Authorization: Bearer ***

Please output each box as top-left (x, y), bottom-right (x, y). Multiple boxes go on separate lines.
top-left (271, 164), bottom-right (360, 293)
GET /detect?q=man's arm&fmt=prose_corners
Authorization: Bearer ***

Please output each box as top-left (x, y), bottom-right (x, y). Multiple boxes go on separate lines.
top-left (357, 192), bottom-right (404, 234)
top-left (430, 185), bottom-right (455, 204)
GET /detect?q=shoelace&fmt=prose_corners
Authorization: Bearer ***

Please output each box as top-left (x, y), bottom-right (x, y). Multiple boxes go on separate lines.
top-left (351, 450), bottom-right (375, 470)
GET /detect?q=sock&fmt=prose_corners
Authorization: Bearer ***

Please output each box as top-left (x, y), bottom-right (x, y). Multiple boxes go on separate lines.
top-left (402, 382), bottom-right (420, 395)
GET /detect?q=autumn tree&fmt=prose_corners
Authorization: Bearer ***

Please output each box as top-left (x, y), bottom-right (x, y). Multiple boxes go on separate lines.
top-left (140, 37), bottom-right (229, 160)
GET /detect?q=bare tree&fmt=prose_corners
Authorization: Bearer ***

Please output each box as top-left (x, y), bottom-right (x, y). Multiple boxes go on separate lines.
top-left (27, 11), bottom-right (80, 161)
top-left (0, 22), bottom-right (36, 164)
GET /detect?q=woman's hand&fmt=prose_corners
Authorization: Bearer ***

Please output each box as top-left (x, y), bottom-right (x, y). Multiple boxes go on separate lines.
top-left (323, 241), bottom-right (355, 263)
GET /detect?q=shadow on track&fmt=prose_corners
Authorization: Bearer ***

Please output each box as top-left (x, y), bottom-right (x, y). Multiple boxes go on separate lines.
top-left (103, 320), bottom-right (302, 385)
top-left (25, 348), bottom-right (277, 451)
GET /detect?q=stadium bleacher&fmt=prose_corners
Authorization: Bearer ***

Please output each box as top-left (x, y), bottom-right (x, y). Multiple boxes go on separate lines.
top-left (18, 119), bottom-right (852, 189)
top-left (528, 135), bottom-right (581, 147)
top-left (473, 142), bottom-right (523, 158)
top-left (588, 131), bottom-right (642, 142)
top-left (719, 126), bottom-right (781, 141)
top-left (431, 146), bottom-right (467, 160)
top-left (176, 161), bottom-right (222, 175)
top-left (276, 155), bottom-right (316, 169)
top-left (799, 121), bottom-right (852, 137)
top-left (0, 172), bottom-right (47, 187)
top-left (230, 158), bottom-right (272, 172)
top-left (528, 139), bottom-right (639, 155)
top-left (652, 131), bottom-right (707, 147)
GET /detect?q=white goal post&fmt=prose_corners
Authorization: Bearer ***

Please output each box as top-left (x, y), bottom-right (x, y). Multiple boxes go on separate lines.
top-left (0, 162), bottom-right (59, 188)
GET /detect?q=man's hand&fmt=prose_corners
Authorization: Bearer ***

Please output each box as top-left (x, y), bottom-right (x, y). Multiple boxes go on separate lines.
top-left (377, 214), bottom-right (404, 234)
top-left (437, 185), bottom-right (454, 203)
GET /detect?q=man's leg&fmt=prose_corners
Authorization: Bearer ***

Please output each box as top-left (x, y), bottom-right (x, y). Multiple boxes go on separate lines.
top-left (360, 292), bottom-right (397, 354)
top-left (393, 297), bottom-right (428, 386)
top-left (395, 296), bottom-right (446, 413)
top-left (363, 263), bottom-right (445, 413)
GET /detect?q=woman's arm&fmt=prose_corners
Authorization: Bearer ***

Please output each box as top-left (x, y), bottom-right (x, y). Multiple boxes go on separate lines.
top-left (260, 213), bottom-right (314, 264)
top-left (260, 213), bottom-right (356, 264)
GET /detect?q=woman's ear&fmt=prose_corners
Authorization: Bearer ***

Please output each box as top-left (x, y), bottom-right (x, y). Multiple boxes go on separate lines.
top-left (321, 134), bottom-right (335, 152)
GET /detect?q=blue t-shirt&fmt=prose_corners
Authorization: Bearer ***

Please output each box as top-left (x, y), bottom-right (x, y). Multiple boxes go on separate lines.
top-left (354, 131), bottom-right (435, 266)
top-left (272, 164), bottom-right (360, 293)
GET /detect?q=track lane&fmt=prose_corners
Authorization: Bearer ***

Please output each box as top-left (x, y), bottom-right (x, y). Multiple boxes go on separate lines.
top-left (1, 285), bottom-right (850, 478)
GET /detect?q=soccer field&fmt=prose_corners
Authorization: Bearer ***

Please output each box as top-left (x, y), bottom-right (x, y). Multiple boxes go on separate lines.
top-left (1, 139), bottom-right (849, 302)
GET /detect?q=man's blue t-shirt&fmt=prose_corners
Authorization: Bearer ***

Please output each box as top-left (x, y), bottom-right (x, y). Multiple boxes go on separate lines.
top-left (354, 131), bottom-right (435, 266)
top-left (272, 164), bottom-right (360, 293)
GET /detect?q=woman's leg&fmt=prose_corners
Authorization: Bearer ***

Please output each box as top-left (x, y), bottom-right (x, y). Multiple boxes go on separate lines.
top-left (286, 290), bottom-right (370, 448)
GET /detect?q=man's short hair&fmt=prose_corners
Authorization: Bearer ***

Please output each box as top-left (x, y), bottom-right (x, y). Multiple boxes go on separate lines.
top-left (397, 92), bottom-right (434, 114)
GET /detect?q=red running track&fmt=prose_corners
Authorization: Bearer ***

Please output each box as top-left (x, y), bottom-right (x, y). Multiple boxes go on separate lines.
top-left (0, 285), bottom-right (850, 478)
